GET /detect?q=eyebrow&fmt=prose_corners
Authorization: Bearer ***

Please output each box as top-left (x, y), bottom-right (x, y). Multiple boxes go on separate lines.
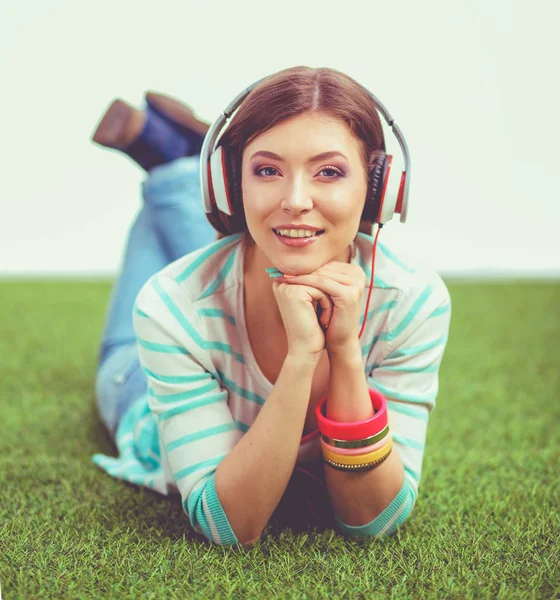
top-left (249, 150), bottom-right (349, 163)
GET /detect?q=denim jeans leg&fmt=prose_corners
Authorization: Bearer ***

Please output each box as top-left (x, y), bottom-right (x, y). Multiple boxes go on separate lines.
top-left (96, 204), bottom-right (171, 366)
top-left (95, 342), bottom-right (148, 440)
top-left (97, 155), bottom-right (216, 366)
top-left (95, 155), bottom-right (219, 438)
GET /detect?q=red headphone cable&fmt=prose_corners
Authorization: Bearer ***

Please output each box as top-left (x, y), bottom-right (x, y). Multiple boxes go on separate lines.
top-left (358, 223), bottom-right (383, 340)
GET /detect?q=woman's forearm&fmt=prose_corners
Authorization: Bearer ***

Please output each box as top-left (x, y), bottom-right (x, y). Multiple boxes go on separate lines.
top-left (324, 344), bottom-right (405, 526)
top-left (214, 354), bottom-right (319, 544)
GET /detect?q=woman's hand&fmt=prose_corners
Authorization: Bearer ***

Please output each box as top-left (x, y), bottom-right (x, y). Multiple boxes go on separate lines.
top-left (275, 261), bottom-right (367, 353)
top-left (271, 279), bottom-right (332, 361)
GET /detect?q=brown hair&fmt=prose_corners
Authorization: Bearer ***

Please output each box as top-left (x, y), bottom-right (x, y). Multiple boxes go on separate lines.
top-left (205, 65), bottom-right (386, 241)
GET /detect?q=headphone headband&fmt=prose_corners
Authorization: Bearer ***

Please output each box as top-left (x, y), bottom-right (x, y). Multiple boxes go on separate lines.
top-left (200, 74), bottom-right (410, 224)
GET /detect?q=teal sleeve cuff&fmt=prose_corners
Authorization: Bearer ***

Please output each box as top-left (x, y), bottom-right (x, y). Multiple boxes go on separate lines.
top-left (333, 477), bottom-right (416, 538)
top-left (184, 473), bottom-right (240, 546)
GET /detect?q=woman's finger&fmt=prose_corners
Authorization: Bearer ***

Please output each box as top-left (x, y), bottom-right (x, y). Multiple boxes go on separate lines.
top-left (317, 293), bottom-right (333, 328)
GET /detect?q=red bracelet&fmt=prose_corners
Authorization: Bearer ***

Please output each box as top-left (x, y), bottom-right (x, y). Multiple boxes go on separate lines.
top-left (315, 388), bottom-right (388, 441)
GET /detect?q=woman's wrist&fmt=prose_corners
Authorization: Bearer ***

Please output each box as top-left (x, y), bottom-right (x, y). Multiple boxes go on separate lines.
top-left (285, 350), bottom-right (322, 371)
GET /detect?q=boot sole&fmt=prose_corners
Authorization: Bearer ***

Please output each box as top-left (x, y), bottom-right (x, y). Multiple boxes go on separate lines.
top-left (91, 99), bottom-right (137, 149)
top-left (145, 91), bottom-right (210, 137)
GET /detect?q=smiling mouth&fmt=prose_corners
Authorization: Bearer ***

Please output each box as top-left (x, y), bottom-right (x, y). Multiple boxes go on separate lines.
top-left (272, 229), bottom-right (326, 238)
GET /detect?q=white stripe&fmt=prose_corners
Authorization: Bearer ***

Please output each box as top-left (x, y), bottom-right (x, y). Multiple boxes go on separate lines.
top-left (378, 488), bottom-right (411, 536)
top-left (118, 432), bottom-right (134, 445)
top-left (202, 485), bottom-right (222, 544)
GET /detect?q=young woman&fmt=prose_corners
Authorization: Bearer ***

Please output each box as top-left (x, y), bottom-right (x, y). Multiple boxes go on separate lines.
top-left (92, 65), bottom-right (452, 547)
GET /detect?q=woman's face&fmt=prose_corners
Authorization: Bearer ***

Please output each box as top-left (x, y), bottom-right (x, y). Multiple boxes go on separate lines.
top-left (241, 111), bottom-right (369, 275)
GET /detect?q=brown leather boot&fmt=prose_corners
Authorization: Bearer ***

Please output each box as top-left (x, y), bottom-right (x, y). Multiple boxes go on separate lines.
top-left (91, 97), bottom-right (199, 171)
top-left (91, 98), bottom-right (146, 150)
top-left (144, 91), bottom-right (210, 138)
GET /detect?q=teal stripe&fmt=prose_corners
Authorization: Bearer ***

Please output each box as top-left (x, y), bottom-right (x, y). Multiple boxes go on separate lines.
top-left (137, 337), bottom-right (189, 354)
top-left (404, 465), bottom-right (421, 483)
top-left (362, 285), bottom-right (435, 350)
top-left (361, 335), bottom-right (383, 357)
top-left (141, 366), bottom-right (210, 384)
top-left (166, 422), bottom-right (238, 452)
top-left (115, 429), bottom-right (135, 448)
top-left (184, 476), bottom-right (208, 513)
top-left (108, 460), bottom-right (150, 480)
top-left (174, 454), bottom-right (227, 482)
top-left (158, 394), bottom-right (226, 422)
top-left (196, 245), bottom-right (238, 301)
top-left (334, 476), bottom-right (414, 537)
top-left (385, 283), bottom-right (433, 342)
top-left (230, 420), bottom-right (250, 434)
top-left (175, 233), bottom-right (243, 284)
top-left (149, 381), bottom-right (218, 403)
top-left (387, 334), bottom-right (448, 359)
top-left (357, 254), bottom-right (391, 289)
top-left (146, 282), bottom-right (246, 363)
top-left (184, 476), bottom-right (208, 523)
top-left (378, 242), bottom-right (416, 274)
top-left (378, 364), bottom-right (439, 373)
top-left (217, 369), bottom-right (267, 406)
top-left (152, 277), bottom-right (206, 350)
top-left (358, 300), bottom-right (397, 326)
top-left (429, 304), bottom-right (450, 319)
top-left (140, 454), bottom-right (159, 470)
top-left (237, 421), bottom-right (250, 434)
top-left (392, 432), bottom-right (425, 451)
top-left (133, 304), bottom-right (149, 318)
top-left (197, 308), bottom-right (237, 326)
top-left (184, 484), bottom-right (210, 539)
top-left (141, 338), bottom-right (243, 365)
top-left (190, 488), bottom-right (211, 538)
top-left (366, 362), bottom-right (439, 374)
top-left (205, 341), bottom-right (245, 365)
top-left (201, 475), bottom-right (239, 545)
top-left (369, 379), bottom-right (437, 403)
top-left (356, 233), bottom-right (397, 290)
top-left (386, 400), bottom-right (429, 421)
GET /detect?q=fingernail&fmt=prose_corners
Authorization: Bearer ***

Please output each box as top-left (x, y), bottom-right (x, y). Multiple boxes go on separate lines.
top-left (265, 268), bottom-right (282, 273)
top-left (268, 272), bottom-right (284, 278)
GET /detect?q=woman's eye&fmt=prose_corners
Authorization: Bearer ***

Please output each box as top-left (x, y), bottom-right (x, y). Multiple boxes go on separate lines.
top-left (255, 166), bottom-right (278, 177)
top-left (255, 165), bottom-right (343, 178)
top-left (319, 167), bottom-right (343, 178)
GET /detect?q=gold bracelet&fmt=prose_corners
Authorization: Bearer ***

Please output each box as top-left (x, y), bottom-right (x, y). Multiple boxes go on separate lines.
top-left (321, 424), bottom-right (390, 449)
top-left (322, 436), bottom-right (392, 466)
top-left (323, 447), bottom-right (392, 472)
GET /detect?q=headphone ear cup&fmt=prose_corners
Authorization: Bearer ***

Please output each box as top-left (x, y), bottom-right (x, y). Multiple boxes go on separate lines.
top-left (210, 145), bottom-right (241, 216)
top-left (209, 144), bottom-right (242, 217)
top-left (363, 152), bottom-right (390, 224)
top-left (224, 147), bottom-right (243, 216)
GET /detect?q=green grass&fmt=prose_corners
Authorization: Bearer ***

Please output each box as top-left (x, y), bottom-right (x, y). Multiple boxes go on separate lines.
top-left (1, 280), bottom-right (559, 599)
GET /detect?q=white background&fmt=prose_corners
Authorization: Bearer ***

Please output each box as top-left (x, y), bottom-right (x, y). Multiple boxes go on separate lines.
top-left (1, 0), bottom-right (558, 278)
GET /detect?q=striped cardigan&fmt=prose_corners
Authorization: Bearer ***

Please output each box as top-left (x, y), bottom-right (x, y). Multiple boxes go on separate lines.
top-left (92, 231), bottom-right (452, 545)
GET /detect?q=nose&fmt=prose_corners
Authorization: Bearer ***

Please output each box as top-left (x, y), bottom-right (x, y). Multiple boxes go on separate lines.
top-left (280, 175), bottom-right (314, 213)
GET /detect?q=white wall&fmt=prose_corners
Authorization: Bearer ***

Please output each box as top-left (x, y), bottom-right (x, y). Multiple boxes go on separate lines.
top-left (1, 0), bottom-right (558, 277)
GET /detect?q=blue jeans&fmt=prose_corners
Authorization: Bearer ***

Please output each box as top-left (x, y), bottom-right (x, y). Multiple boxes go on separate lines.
top-left (95, 155), bottom-right (218, 440)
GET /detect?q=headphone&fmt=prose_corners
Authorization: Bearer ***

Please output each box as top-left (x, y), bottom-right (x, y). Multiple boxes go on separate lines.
top-left (199, 73), bottom-right (411, 339)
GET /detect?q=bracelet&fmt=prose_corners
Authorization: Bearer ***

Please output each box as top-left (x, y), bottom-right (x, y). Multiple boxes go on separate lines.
top-left (322, 436), bottom-right (392, 466)
top-left (315, 388), bottom-right (388, 440)
top-left (323, 446), bottom-right (392, 472)
top-left (321, 430), bottom-right (391, 455)
top-left (321, 424), bottom-right (390, 449)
